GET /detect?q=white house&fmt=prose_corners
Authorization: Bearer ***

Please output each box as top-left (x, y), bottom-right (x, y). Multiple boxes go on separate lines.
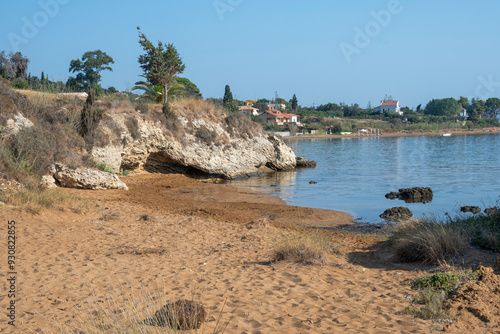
top-left (283, 113), bottom-right (300, 124)
top-left (256, 110), bottom-right (300, 125)
top-left (459, 107), bottom-right (468, 118)
top-left (374, 100), bottom-right (402, 115)
top-left (267, 103), bottom-right (286, 111)
top-left (238, 105), bottom-right (259, 116)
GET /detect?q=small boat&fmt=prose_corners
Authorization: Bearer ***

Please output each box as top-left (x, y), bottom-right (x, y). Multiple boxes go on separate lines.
top-left (440, 133), bottom-right (451, 137)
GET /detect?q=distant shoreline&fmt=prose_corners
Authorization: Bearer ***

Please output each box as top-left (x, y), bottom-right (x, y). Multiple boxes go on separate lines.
top-left (285, 128), bottom-right (500, 140)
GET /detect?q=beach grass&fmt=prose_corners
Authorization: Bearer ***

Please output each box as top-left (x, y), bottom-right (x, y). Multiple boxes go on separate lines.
top-left (52, 286), bottom-right (226, 334)
top-left (0, 186), bottom-right (83, 214)
top-left (272, 229), bottom-right (342, 265)
top-left (388, 219), bottom-right (468, 264)
top-left (389, 205), bottom-right (500, 264)
top-left (447, 209), bottom-right (500, 252)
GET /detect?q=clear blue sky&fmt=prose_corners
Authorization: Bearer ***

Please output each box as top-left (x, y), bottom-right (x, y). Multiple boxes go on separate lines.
top-left (2, 0), bottom-right (500, 108)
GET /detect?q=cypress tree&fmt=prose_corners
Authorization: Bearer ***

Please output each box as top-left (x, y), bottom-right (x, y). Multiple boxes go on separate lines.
top-left (291, 94), bottom-right (298, 112)
top-left (223, 85), bottom-right (236, 112)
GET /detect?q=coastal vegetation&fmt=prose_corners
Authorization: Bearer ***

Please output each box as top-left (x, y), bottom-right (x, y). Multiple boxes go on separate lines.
top-left (389, 208), bottom-right (500, 264)
top-left (69, 50), bottom-right (115, 94)
top-left (137, 27), bottom-right (186, 115)
top-left (272, 229), bottom-right (344, 265)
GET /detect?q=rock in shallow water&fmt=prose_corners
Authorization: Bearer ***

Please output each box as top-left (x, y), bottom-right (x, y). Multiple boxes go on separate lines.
top-left (380, 206), bottom-right (413, 221)
top-left (385, 187), bottom-right (433, 203)
top-left (296, 156), bottom-right (317, 168)
top-left (460, 206), bottom-right (481, 214)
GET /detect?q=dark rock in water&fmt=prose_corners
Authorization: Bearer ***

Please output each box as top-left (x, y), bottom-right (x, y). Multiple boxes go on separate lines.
top-left (296, 156), bottom-right (317, 168)
top-left (399, 187), bottom-right (433, 200)
top-left (148, 299), bottom-right (206, 329)
top-left (385, 187), bottom-right (433, 203)
top-left (460, 206), bottom-right (481, 214)
top-left (385, 192), bottom-right (400, 200)
top-left (309, 181), bottom-right (317, 184)
top-left (485, 207), bottom-right (499, 215)
top-left (380, 207), bottom-right (413, 221)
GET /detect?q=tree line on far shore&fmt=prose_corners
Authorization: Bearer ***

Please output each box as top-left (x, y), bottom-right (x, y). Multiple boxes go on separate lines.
top-left (1, 35), bottom-right (499, 127)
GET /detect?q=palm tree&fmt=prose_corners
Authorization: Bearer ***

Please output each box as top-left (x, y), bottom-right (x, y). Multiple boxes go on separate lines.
top-left (132, 76), bottom-right (186, 103)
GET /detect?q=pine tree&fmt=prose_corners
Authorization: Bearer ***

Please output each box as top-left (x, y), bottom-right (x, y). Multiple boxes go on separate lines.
top-left (41, 71), bottom-right (45, 82)
top-left (137, 27), bottom-right (184, 110)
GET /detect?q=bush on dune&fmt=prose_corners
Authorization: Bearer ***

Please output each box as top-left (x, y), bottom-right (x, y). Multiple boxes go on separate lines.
top-left (389, 204), bottom-right (500, 264)
top-left (389, 219), bottom-right (468, 264)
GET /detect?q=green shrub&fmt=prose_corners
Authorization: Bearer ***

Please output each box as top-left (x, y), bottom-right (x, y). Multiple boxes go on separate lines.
top-left (403, 288), bottom-right (450, 320)
top-left (404, 269), bottom-right (482, 321)
top-left (412, 273), bottom-right (459, 291)
top-left (447, 209), bottom-right (500, 252)
top-left (12, 77), bottom-right (29, 89)
top-left (412, 270), bottom-right (481, 292)
top-left (88, 158), bottom-right (114, 174)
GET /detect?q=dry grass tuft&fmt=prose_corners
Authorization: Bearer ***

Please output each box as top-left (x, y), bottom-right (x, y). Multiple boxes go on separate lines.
top-left (148, 299), bottom-right (206, 330)
top-left (225, 112), bottom-right (263, 139)
top-left (55, 286), bottom-right (217, 334)
top-left (0, 186), bottom-right (82, 214)
top-left (272, 230), bottom-right (341, 265)
top-left (171, 98), bottom-right (225, 124)
top-left (389, 219), bottom-right (468, 264)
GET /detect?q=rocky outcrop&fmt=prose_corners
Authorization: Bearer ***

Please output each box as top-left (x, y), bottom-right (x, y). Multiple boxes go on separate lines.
top-left (380, 207), bottom-right (413, 221)
top-left (42, 164), bottom-right (128, 190)
top-left (296, 156), bottom-right (317, 168)
top-left (0, 113), bottom-right (34, 138)
top-left (460, 206), bottom-right (481, 214)
top-left (91, 109), bottom-right (298, 180)
top-left (385, 187), bottom-right (433, 203)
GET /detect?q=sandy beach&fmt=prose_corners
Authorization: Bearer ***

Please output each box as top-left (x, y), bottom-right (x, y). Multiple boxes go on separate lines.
top-left (1, 173), bottom-right (499, 333)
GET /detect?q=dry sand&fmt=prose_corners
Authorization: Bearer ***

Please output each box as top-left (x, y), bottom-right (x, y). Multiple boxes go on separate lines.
top-left (0, 173), bottom-right (499, 333)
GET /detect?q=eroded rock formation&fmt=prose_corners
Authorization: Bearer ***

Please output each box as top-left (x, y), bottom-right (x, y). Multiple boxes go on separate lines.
top-left (91, 106), bottom-right (297, 179)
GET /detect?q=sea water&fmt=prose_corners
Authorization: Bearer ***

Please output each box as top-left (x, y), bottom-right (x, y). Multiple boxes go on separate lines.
top-left (227, 134), bottom-right (500, 223)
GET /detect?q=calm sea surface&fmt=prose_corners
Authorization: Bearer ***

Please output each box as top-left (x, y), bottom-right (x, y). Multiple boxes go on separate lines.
top-left (227, 134), bottom-right (500, 223)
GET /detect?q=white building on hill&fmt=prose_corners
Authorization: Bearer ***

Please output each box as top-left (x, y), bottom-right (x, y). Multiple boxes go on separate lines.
top-left (374, 100), bottom-right (402, 115)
